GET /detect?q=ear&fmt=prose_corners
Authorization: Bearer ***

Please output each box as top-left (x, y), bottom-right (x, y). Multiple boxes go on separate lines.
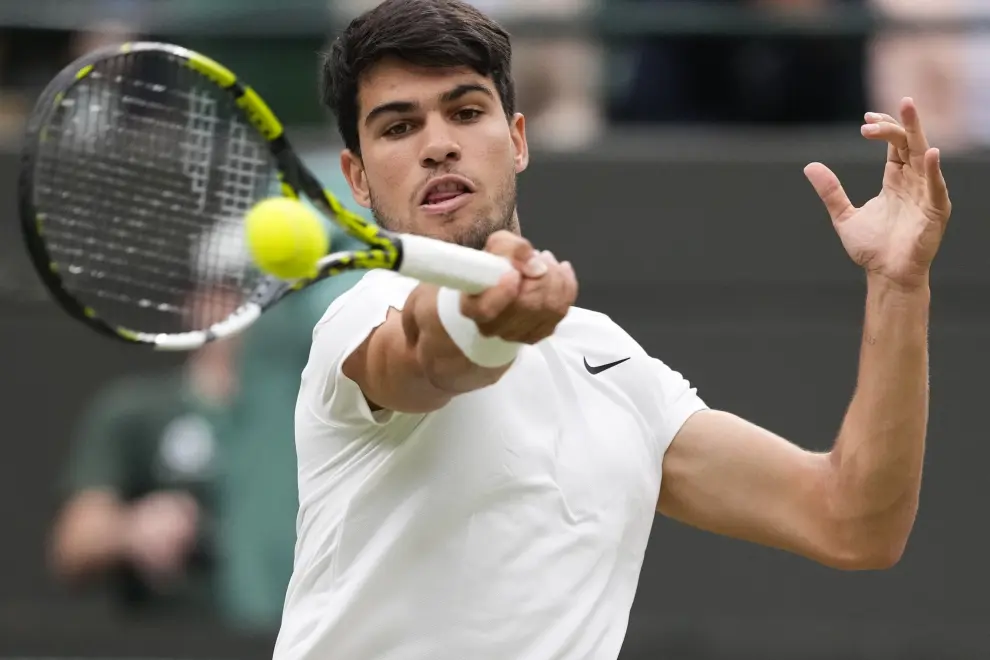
top-left (340, 149), bottom-right (371, 209)
top-left (509, 113), bottom-right (529, 174)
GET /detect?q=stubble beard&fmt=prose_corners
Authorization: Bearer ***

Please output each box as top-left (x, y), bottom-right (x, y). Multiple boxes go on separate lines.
top-left (368, 172), bottom-right (519, 251)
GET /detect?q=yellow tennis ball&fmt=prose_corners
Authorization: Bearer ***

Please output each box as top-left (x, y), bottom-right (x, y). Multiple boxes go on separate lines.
top-left (245, 197), bottom-right (329, 280)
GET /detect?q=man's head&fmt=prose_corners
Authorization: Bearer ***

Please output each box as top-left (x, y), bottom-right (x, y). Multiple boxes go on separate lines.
top-left (322, 0), bottom-right (529, 249)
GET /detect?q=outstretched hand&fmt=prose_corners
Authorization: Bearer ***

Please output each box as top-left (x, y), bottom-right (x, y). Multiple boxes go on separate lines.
top-left (804, 97), bottom-right (952, 291)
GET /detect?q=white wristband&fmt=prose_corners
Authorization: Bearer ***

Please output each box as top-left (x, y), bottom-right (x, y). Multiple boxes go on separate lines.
top-left (436, 287), bottom-right (521, 368)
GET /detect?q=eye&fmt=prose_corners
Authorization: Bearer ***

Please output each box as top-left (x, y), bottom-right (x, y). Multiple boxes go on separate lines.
top-left (383, 122), bottom-right (412, 137)
top-left (454, 108), bottom-right (483, 122)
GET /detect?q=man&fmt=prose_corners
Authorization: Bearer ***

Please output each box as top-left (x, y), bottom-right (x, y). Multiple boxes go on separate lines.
top-left (274, 1), bottom-right (952, 658)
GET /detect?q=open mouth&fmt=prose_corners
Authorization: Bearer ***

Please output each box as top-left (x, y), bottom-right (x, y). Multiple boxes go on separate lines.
top-left (420, 176), bottom-right (475, 213)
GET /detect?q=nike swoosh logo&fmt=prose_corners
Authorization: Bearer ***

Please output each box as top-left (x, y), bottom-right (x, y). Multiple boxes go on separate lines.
top-left (584, 357), bottom-right (631, 375)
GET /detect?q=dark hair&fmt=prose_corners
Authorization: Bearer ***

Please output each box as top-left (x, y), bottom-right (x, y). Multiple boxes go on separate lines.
top-left (322, 0), bottom-right (515, 154)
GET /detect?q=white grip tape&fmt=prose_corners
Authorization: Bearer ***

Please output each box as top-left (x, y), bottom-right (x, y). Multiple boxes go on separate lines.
top-left (397, 233), bottom-right (512, 294)
top-left (436, 287), bottom-right (521, 368)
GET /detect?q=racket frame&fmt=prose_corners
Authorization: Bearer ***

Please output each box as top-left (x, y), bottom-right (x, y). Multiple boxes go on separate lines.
top-left (19, 42), bottom-right (511, 351)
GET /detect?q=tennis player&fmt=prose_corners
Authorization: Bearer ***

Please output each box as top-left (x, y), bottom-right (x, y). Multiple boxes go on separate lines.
top-left (273, 1), bottom-right (952, 658)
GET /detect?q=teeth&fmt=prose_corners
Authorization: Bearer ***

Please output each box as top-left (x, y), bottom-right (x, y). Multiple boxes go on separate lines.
top-left (434, 181), bottom-right (465, 194)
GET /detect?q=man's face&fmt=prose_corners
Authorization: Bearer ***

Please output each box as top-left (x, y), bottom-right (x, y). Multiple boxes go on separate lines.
top-left (341, 57), bottom-right (529, 250)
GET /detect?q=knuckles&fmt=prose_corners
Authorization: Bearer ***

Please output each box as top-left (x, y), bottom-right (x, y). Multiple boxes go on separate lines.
top-left (465, 238), bottom-right (578, 343)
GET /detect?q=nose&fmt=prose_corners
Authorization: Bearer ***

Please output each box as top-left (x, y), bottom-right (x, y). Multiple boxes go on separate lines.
top-left (419, 118), bottom-right (461, 168)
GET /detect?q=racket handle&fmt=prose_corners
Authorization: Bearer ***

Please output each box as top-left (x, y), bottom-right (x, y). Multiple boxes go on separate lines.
top-left (397, 234), bottom-right (514, 294)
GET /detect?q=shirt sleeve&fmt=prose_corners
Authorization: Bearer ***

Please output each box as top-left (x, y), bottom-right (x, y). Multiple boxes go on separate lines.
top-left (646, 357), bottom-right (708, 458)
top-left (301, 271), bottom-right (420, 430)
top-left (61, 382), bottom-right (140, 497)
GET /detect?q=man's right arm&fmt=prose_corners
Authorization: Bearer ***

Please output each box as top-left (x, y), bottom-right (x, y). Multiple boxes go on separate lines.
top-left (341, 232), bottom-right (578, 414)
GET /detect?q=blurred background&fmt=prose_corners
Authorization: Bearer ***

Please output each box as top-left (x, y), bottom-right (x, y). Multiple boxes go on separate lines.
top-left (1, 1), bottom-right (989, 659)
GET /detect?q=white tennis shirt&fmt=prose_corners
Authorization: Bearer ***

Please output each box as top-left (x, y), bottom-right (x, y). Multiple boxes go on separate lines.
top-left (273, 270), bottom-right (707, 660)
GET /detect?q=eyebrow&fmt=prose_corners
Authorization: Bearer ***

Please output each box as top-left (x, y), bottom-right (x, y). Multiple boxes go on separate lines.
top-left (440, 83), bottom-right (494, 104)
top-left (364, 83), bottom-right (496, 126)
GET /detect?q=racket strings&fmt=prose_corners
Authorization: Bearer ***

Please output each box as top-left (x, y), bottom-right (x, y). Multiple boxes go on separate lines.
top-left (43, 231), bottom-right (191, 289)
top-left (37, 160), bottom-right (232, 258)
top-left (32, 51), bottom-right (277, 334)
top-left (37, 162), bottom-right (219, 252)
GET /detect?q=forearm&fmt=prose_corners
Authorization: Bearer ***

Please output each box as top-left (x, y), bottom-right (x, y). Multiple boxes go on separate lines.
top-left (50, 492), bottom-right (128, 582)
top-left (829, 274), bottom-right (930, 539)
top-left (351, 285), bottom-right (513, 413)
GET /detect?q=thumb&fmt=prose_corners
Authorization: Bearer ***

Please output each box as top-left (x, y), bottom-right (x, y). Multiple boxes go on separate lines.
top-left (804, 162), bottom-right (855, 224)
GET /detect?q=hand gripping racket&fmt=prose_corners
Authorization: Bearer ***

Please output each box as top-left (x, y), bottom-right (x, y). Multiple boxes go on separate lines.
top-left (18, 42), bottom-right (512, 350)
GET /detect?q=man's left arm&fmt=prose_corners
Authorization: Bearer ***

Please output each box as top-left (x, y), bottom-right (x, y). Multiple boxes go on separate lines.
top-left (660, 278), bottom-right (928, 570)
top-left (657, 97), bottom-right (950, 570)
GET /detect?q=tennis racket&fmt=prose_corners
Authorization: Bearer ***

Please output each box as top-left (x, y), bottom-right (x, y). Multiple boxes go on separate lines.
top-left (18, 41), bottom-right (512, 351)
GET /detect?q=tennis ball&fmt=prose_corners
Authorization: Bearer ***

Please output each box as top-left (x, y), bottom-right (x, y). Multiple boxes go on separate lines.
top-left (245, 197), bottom-right (329, 280)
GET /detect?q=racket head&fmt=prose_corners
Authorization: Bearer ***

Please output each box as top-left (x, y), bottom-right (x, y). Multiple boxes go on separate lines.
top-left (18, 41), bottom-right (499, 350)
top-left (18, 42), bottom-right (293, 349)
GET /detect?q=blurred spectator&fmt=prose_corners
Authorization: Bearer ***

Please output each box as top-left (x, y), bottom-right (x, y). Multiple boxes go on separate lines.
top-left (867, 0), bottom-right (990, 153)
top-left (609, 0), bottom-right (868, 125)
top-left (49, 167), bottom-right (371, 632)
top-left (330, 0), bottom-right (605, 151)
top-left (48, 288), bottom-right (243, 623)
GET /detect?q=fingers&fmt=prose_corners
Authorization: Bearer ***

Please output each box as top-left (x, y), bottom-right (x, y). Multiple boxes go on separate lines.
top-left (924, 147), bottom-right (951, 219)
top-left (461, 269), bottom-right (521, 324)
top-left (551, 259), bottom-right (579, 327)
top-left (804, 162), bottom-right (855, 224)
top-left (485, 231), bottom-right (547, 278)
top-left (466, 244), bottom-right (577, 345)
top-left (899, 97), bottom-right (931, 166)
top-left (863, 101), bottom-right (932, 174)
top-left (528, 253), bottom-right (578, 341)
top-left (463, 231), bottom-right (539, 323)
top-left (542, 252), bottom-right (578, 311)
top-left (864, 101), bottom-right (950, 215)
top-left (863, 112), bottom-right (908, 165)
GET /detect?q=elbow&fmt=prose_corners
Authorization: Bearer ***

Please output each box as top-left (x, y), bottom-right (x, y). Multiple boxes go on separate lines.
top-left (816, 463), bottom-right (920, 571)
top-left (823, 509), bottom-right (917, 572)
top-left (869, 542), bottom-right (907, 571)
top-left (830, 539), bottom-right (906, 572)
